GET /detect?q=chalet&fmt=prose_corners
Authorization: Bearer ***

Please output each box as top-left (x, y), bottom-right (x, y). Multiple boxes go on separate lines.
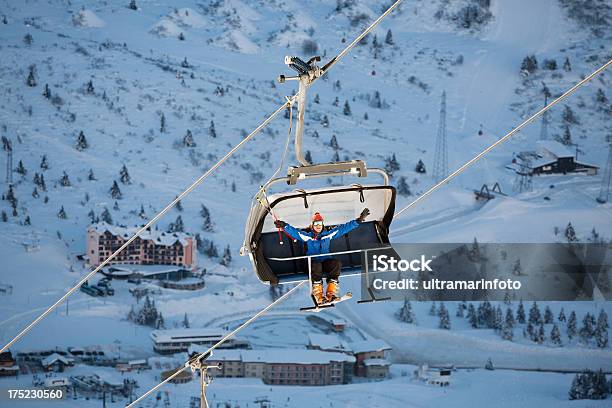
top-left (41, 353), bottom-right (74, 372)
top-left (513, 141), bottom-right (599, 176)
top-left (350, 339), bottom-right (392, 377)
top-left (0, 351), bottom-right (19, 377)
top-left (362, 358), bottom-right (391, 379)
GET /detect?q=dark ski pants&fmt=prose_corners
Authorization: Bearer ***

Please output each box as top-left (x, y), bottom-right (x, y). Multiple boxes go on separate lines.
top-left (309, 259), bottom-right (341, 283)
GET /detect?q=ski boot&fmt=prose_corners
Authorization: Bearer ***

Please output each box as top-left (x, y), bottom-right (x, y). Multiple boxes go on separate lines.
top-left (325, 280), bottom-right (340, 303)
top-left (311, 281), bottom-right (325, 305)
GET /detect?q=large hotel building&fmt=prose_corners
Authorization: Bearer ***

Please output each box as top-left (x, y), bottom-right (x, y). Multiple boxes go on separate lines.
top-left (86, 223), bottom-right (196, 270)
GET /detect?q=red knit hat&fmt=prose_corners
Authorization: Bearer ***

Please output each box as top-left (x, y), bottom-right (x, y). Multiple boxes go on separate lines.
top-left (311, 212), bottom-right (324, 223)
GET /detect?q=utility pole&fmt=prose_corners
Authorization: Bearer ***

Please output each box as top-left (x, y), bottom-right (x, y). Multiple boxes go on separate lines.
top-left (433, 91), bottom-right (448, 183)
top-left (539, 95), bottom-right (549, 141)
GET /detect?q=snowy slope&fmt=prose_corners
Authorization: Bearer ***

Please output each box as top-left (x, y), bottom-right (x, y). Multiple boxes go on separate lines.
top-left (0, 0), bottom-right (610, 406)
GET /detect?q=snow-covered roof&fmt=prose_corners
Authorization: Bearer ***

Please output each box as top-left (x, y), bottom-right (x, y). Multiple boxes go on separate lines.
top-left (151, 328), bottom-right (228, 343)
top-left (41, 353), bottom-right (73, 367)
top-left (89, 222), bottom-right (192, 246)
top-left (128, 359), bottom-right (148, 366)
top-left (349, 339), bottom-right (391, 354)
top-left (308, 334), bottom-right (351, 352)
top-left (537, 140), bottom-right (574, 158)
top-left (530, 158), bottom-right (557, 168)
top-left (196, 348), bottom-right (355, 364)
top-left (331, 319), bottom-right (347, 326)
top-left (44, 377), bottom-right (71, 387)
top-left (363, 358), bottom-right (391, 367)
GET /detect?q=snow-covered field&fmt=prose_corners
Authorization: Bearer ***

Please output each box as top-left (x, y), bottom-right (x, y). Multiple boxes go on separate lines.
top-left (0, 0), bottom-right (610, 406)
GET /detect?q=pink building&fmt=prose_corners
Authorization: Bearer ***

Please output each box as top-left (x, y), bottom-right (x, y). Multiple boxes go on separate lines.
top-left (87, 223), bottom-right (196, 270)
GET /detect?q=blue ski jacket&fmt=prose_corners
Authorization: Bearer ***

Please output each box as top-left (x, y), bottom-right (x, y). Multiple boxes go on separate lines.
top-left (282, 219), bottom-right (360, 262)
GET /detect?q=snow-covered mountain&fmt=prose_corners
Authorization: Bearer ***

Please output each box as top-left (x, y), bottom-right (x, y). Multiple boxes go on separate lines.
top-left (0, 0), bottom-right (610, 406)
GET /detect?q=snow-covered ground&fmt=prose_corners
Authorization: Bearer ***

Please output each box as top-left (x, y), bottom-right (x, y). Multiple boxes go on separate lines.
top-left (0, 0), bottom-right (610, 406)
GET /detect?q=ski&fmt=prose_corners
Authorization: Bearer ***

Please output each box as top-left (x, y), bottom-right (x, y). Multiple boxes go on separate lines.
top-left (300, 292), bottom-right (352, 313)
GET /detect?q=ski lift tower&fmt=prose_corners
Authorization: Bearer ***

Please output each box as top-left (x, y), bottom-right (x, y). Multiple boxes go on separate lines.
top-left (2, 136), bottom-right (13, 189)
top-left (597, 142), bottom-right (611, 203)
top-left (433, 91), bottom-right (448, 183)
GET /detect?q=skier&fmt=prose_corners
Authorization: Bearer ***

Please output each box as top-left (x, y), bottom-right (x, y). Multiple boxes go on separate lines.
top-left (274, 208), bottom-right (370, 304)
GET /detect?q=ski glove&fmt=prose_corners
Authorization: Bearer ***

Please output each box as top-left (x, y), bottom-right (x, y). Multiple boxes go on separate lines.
top-left (274, 220), bottom-right (287, 229)
top-left (356, 208), bottom-right (370, 223)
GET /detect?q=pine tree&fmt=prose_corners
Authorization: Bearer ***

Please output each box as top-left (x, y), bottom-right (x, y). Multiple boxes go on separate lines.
top-left (558, 307), bottom-right (566, 322)
top-left (1, 211), bottom-right (7, 222)
top-left (517, 300), bottom-right (526, 324)
top-left (183, 129), bottom-right (196, 147)
top-left (76, 131), bottom-right (88, 150)
top-left (16, 160), bottom-right (27, 176)
top-left (200, 204), bottom-right (214, 232)
top-left (60, 171), bottom-right (71, 187)
top-left (24, 33), bottom-right (33, 45)
top-left (329, 135), bottom-right (340, 150)
top-left (57, 206), bottom-right (67, 219)
top-left (567, 310), bottom-right (577, 339)
top-left (305, 150), bottom-right (313, 164)
top-left (562, 105), bottom-right (579, 125)
top-left (332, 96), bottom-right (339, 107)
top-left (595, 88), bottom-right (608, 105)
top-left (313, 94), bottom-right (320, 104)
top-left (536, 322), bottom-right (545, 343)
top-left (86, 80), bottom-right (94, 94)
top-left (438, 303), bottom-right (450, 329)
top-left (119, 164), bottom-right (131, 184)
top-left (384, 154), bottom-right (400, 176)
top-left (415, 159), bottom-right (426, 174)
top-left (597, 309), bottom-right (608, 330)
top-left (385, 29), bottom-right (394, 45)
top-left (113, 200), bottom-right (120, 211)
top-left (209, 120), bottom-right (216, 138)
top-left (562, 125), bottom-right (572, 146)
top-left (520, 55), bottom-right (538, 74)
top-left (321, 115), bottom-right (329, 127)
top-left (88, 168), bottom-right (96, 181)
top-left (580, 313), bottom-right (595, 342)
top-left (24, 215), bottom-right (31, 225)
top-left (468, 304), bottom-right (478, 328)
top-left (181, 57), bottom-right (190, 68)
top-left (42, 83), bottom-right (51, 99)
top-left (128, 0), bottom-right (137, 11)
top-left (178, 32), bottom-right (185, 41)
top-left (343, 100), bottom-right (351, 116)
top-left (101, 207), bottom-right (113, 224)
top-left (174, 195), bottom-right (183, 212)
top-left (550, 323), bottom-right (562, 345)
top-left (485, 357), bottom-right (494, 370)
top-left (138, 204), bottom-right (146, 219)
top-left (563, 57), bottom-right (571, 72)
top-left (40, 155), bottom-right (49, 170)
top-left (397, 176), bottom-right (411, 196)
top-left (512, 259), bottom-right (522, 275)
top-left (505, 308), bottom-right (515, 328)
top-left (39, 173), bottom-right (46, 191)
top-left (527, 321), bottom-right (535, 339)
top-left (331, 151), bottom-right (340, 162)
top-left (494, 306), bottom-right (503, 331)
top-left (595, 325), bottom-right (608, 348)
top-left (205, 241), bottom-right (219, 258)
top-left (220, 245), bottom-right (232, 266)
top-left (110, 181), bottom-right (122, 199)
top-left (529, 302), bottom-right (542, 324)
top-left (456, 303), bottom-right (465, 318)
top-left (565, 222), bottom-right (577, 242)
top-left (88, 209), bottom-right (96, 224)
top-left (501, 320), bottom-right (513, 341)
top-left (429, 302), bottom-right (436, 316)
top-left (32, 187), bottom-right (39, 199)
top-left (544, 306), bottom-right (553, 324)
top-left (182, 313), bottom-right (190, 328)
top-left (160, 113), bottom-right (167, 133)
top-left (398, 299), bottom-right (416, 323)
top-left (169, 215), bottom-right (184, 232)
top-left (26, 66), bottom-right (37, 87)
